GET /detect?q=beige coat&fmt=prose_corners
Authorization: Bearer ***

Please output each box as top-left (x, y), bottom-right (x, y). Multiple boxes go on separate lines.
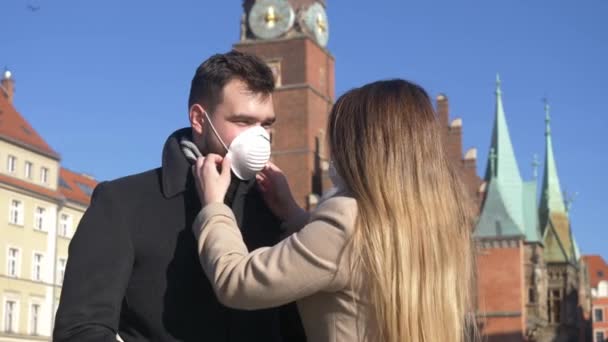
top-left (192, 193), bottom-right (367, 342)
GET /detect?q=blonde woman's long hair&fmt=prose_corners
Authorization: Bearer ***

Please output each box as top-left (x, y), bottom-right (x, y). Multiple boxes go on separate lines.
top-left (328, 79), bottom-right (478, 342)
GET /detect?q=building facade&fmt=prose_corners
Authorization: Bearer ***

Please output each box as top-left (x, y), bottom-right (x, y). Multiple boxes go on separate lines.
top-left (0, 70), bottom-right (97, 341)
top-left (583, 255), bottom-right (608, 342)
top-left (473, 75), bottom-right (589, 342)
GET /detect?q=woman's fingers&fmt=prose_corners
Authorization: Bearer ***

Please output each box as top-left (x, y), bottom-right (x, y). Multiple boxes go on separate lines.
top-left (220, 155), bottom-right (231, 182)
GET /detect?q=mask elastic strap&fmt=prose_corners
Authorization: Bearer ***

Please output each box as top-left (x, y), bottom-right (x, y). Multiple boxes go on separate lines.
top-left (203, 111), bottom-right (230, 152)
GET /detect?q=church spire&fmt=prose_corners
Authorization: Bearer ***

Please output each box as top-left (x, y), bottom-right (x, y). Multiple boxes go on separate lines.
top-left (484, 74), bottom-right (524, 226)
top-left (484, 74), bottom-right (523, 184)
top-left (539, 100), bottom-right (576, 263)
top-left (475, 75), bottom-right (526, 238)
top-left (539, 99), bottom-right (567, 219)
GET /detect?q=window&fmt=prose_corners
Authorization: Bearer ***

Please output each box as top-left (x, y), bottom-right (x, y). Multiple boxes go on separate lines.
top-left (553, 299), bottom-right (561, 323)
top-left (600, 270), bottom-right (605, 278)
top-left (77, 182), bottom-right (94, 196)
top-left (548, 289), bottom-right (562, 324)
top-left (267, 60), bottom-right (282, 87)
top-left (529, 288), bottom-right (536, 303)
top-left (9, 199), bottom-right (23, 225)
top-left (59, 213), bottom-right (72, 237)
top-left (24, 161), bottom-right (32, 179)
top-left (32, 253), bottom-right (43, 281)
top-left (34, 207), bottom-right (45, 231)
top-left (495, 221), bottom-right (503, 236)
top-left (596, 308), bottom-right (604, 322)
top-left (59, 177), bottom-right (71, 190)
top-left (7, 248), bottom-right (19, 277)
top-left (597, 331), bottom-right (605, 342)
top-left (58, 258), bottom-right (66, 284)
top-left (3, 300), bottom-right (17, 333)
top-left (40, 167), bottom-right (48, 184)
top-left (7, 155), bottom-right (16, 173)
top-left (30, 303), bottom-right (40, 335)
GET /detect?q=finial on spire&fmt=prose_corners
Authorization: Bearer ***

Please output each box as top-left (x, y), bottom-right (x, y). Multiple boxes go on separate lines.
top-left (543, 97), bottom-right (551, 136)
top-left (532, 154), bottom-right (540, 179)
top-left (495, 73), bottom-right (502, 96)
top-left (563, 190), bottom-right (579, 213)
top-left (490, 147), bottom-right (497, 178)
top-left (2, 67), bottom-right (11, 80)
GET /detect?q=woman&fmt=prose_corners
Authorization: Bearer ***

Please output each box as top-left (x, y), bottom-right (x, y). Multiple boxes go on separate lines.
top-left (192, 79), bottom-right (478, 342)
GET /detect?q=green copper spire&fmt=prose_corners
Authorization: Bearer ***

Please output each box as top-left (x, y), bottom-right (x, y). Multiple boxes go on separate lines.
top-left (573, 236), bottom-right (581, 261)
top-left (540, 100), bottom-right (577, 263)
top-left (539, 99), bottom-right (567, 221)
top-left (483, 75), bottom-right (524, 224)
top-left (484, 75), bottom-right (523, 184)
top-left (475, 75), bottom-right (526, 238)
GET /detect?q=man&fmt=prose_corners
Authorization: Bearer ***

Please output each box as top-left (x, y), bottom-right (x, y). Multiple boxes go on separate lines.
top-left (54, 51), bottom-right (306, 342)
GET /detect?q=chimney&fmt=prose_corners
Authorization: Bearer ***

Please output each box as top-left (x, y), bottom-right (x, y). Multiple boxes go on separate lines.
top-left (1, 69), bottom-right (15, 103)
top-left (436, 93), bottom-right (449, 127)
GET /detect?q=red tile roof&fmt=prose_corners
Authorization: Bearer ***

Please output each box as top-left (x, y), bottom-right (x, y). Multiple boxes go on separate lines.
top-left (582, 255), bottom-right (608, 288)
top-left (0, 173), bottom-right (64, 201)
top-left (0, 88), bottom-right (96, 206)
top-left (59, 168), bottom-right (98, 206)
top-left (0, 168), bottom-right (97, 208)
top-left (0, 92), bottom-right (60, 159)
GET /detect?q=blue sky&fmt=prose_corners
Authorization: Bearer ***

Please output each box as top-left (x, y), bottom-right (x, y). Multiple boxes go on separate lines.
top-left (2, 0), bottom-right (607, 259)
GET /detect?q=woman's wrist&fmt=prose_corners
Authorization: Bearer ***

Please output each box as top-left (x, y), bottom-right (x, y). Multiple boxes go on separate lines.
top-left (284, 201), bottom-right (305, 222)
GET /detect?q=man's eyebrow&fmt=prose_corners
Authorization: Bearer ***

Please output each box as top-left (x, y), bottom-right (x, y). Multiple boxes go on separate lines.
top-left (228, 113), bottom-right (276, 123)
top-left (227, 113), bottom-right (256, 120)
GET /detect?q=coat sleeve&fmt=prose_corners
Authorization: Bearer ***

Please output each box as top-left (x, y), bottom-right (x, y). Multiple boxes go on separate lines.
top-left (192, 197), bottom-right (356, 310)
top-left (53, 182), bottom-right (134, 342)
top-left (279, 207), bottom-right (311, 238)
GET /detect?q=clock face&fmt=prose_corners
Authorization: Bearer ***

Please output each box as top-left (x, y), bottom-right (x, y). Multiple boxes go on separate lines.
top-left (303, 2), bottom-right (329, 47)
top-left (248, 0), bottom-right (295, 40)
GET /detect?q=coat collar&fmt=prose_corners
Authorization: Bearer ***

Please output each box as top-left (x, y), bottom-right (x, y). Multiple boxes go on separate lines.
top-left (160, 127), bottom-right (256, 201)
top-left (161, 128), bottom-right (193, 199)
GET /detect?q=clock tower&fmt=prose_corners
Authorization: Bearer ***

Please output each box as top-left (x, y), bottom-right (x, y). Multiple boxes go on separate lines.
top-left (235, 0), bottom-right (334, 209)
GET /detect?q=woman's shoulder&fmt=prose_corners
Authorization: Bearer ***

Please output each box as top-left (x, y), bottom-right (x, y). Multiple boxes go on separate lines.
top-left (312, 192), bottom-right (358, 234)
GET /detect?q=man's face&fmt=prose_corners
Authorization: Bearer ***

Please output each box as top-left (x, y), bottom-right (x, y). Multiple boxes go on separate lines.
top-left (191, 79), bottom-right (275, 156)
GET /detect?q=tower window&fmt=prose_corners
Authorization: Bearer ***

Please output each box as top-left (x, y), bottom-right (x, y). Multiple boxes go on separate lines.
top-left (529, 288), bottom-right (536, 303)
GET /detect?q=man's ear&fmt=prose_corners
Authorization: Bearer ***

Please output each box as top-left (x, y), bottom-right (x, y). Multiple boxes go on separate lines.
top-left (189, 104), bottom-right (205, 136)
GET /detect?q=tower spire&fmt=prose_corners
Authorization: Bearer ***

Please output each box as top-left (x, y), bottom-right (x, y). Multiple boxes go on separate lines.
top-left (544, 97), bottom-right (551, 136)
top-left (475, 74), bottom-right (526, 238)
top-left (539, 98), bottom-right (566, 219)
top-left (483, 74), bottom-right (523, 189)
top-left (484, 74), bottom-right (522, 180)
top-left (539, 100), bottom-right (578, 262)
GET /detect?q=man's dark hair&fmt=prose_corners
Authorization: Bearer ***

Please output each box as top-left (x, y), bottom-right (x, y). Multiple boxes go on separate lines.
top-left (188, 50), bottom-right (275, 112)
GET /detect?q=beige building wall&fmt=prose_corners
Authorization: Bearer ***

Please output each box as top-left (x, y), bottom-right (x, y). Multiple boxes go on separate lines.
top-left (0, 141), bottom-right (60, 191)
top-left (0, 140), bottom-right (89, 342)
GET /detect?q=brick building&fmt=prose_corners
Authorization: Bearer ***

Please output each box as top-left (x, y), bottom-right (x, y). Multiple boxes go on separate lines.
top-left (473, 76), bottom-right (589, 342)
top-left (435, 93), bottom-right (484, 210)
top-left (583, 255), bottom-right (608, 342)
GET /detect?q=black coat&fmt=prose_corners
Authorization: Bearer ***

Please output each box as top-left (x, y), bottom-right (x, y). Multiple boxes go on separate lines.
top-left (54, 128), bottom-right (306, 342)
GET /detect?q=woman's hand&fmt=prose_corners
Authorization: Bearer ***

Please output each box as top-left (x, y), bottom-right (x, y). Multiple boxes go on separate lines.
top-left (192, 154), bottom-right (232, 207)
top-left (256, 162), bottom-right (303, 222)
